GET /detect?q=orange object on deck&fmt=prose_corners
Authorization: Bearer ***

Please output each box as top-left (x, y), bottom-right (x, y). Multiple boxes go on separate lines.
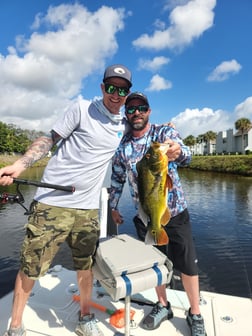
top-left (72, 294), bottom-right (135, 328)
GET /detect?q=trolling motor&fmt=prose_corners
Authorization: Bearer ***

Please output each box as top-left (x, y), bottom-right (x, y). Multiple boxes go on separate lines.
top-left (0, 178), bottom-right (75, 215)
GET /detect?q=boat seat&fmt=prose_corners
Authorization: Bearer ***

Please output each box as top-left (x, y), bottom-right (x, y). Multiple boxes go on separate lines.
top-left (92, 234), bottom-right (173, 336)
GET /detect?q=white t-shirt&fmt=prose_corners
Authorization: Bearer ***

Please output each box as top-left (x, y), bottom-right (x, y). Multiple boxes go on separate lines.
top-left (34, 97), bottom-right (125, 209)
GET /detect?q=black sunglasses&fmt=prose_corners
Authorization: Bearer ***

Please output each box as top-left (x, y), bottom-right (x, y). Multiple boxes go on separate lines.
top-left (104, 83), bottom-right (129, 97)
top-left (126, 105), bottom-right (149, 115)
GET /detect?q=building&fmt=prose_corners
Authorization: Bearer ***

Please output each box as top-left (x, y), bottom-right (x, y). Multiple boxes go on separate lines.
top-left (215, 129), bottom-right (234, 154)
top-left (190, 127), bottom-right (252, 155)
top-left (216, 127), bottom-right (252, 154)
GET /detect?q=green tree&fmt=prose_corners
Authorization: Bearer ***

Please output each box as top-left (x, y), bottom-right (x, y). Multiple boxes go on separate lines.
top-left (203, 131), bottom-right (217, 154)
top-left (235, 118), bottom-right (252, 153)
top-left (0, 122), bottom-right (9, 152)
top-left (196, 134), bottom-right (205, 144)
top-left (184, 135), bottom-right (196, 147)
top-left (203, 131), bottom-right (217, 142)
top-left (14, 133), bottom-right (32, 153)
top-left (0, 122), bottom-right (33, 153)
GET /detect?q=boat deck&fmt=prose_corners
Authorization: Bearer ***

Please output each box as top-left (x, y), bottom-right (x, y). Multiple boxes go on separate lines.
top-left (1, 266), bottom-right (251, 336)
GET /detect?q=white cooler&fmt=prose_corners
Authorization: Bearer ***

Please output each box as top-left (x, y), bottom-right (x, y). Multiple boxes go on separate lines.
top-left (92, 234), bottom-right (173, 336)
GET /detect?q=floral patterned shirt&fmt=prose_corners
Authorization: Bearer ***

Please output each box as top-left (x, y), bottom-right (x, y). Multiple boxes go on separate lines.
top-left (109, 124), bottom-right (191, 218)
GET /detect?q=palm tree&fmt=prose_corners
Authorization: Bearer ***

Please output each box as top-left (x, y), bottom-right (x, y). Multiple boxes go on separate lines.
top-left (183, 135), bottom-right (196, 154)
top-left (196, 134), bottom-right (205, 144)
top-left (235, 118), bottom-right (252, 153)
top-left (203, 131), bottom-right (217, 142)
top-left (203, 131), bottom-right (217, 154)
top-left (184, 135), bottom-right (196, 147)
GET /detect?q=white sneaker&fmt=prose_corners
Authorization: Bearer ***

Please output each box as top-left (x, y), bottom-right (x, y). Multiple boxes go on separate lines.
top-left (3, 324), bottom-right (26, 336)
top-left (75, 313), bottom-right (104, 336)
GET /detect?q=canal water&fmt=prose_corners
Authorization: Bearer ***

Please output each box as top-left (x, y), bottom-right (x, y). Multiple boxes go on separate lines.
top-left (0, 167), bottom-right (251, 299)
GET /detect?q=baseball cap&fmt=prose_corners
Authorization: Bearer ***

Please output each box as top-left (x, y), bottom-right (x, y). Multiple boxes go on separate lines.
top-left (125, 92), bottom-right (149, 107)
top-left (103, 64), bottom-right (132, 87)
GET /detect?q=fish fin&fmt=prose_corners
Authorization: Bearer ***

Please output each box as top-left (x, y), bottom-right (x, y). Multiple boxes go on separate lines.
top-left (138, 203), bottom-right (149, 227)
top-left (145, 230), bottom-right (157, 245)
top-left (166, 174), bottom-right (173, 189)
top-left (161, 207), bottom-right (171, 226)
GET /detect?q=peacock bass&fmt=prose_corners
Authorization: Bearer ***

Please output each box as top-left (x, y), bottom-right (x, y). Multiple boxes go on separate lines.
top-left (136, 141), bottom-right (172, 246)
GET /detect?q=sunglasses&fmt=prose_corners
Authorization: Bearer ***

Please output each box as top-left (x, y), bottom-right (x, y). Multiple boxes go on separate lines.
top-left (126, 105), bottom-right (149, 115)
top-left (104, 83), bottom-right (129, 97)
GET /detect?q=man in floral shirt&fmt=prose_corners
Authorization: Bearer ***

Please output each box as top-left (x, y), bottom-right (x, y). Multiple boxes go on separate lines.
top-left (109, 92), bottom-right (206, 336)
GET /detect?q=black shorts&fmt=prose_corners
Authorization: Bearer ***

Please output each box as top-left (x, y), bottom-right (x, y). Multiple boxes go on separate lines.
top-left (133, 208), bottom-right (198, 276)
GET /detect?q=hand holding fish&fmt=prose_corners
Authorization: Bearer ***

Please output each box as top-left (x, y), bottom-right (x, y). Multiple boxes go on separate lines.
top-left (164, 139), bottom-right (181, 161)
top-left (111, 209), bottom-right (124, 225)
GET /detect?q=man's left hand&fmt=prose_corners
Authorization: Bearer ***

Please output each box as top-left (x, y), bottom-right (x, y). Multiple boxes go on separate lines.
top-left (164, 139), bottom-right (181, 161)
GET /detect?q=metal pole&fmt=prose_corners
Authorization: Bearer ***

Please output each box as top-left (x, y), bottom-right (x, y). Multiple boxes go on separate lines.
top-left (124, 295), bottom-right (131, 336)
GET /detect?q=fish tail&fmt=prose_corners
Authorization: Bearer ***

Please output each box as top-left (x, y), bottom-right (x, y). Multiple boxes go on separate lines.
top-left (145, 228), bottom-right (169, 246)
top-left (157, 228), bottom-right (169, 246)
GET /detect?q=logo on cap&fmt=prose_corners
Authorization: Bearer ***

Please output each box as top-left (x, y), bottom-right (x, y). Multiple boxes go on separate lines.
top-left (113, 67), bottom-right (126, 75)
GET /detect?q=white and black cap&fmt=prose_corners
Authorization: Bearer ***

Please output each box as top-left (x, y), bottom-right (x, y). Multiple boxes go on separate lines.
top-left (103, 64), bottom-right (132, 87)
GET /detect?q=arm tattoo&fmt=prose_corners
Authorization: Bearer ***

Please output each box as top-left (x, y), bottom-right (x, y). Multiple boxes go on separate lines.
top-left (20, 136), bottom-right (54, 168)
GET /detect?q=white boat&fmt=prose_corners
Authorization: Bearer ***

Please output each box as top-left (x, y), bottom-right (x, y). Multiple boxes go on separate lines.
top-left (1, 263), bottom-right (252, 336)
top-left (1, 188), bottom-right (252, 335)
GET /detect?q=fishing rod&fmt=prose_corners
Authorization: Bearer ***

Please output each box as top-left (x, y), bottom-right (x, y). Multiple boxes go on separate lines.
top-left (0, 178), bottom-right (75, 215)
top-left (13, 178), bottom-right (75, 193)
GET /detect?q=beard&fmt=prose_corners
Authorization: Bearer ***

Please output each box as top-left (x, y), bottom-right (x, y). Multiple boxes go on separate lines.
top-left (129, 116), bottom-right (149, 130)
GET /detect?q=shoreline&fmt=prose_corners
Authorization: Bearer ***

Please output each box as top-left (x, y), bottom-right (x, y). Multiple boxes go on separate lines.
top-left (1, 154), bottom-right (252, 177)
top-left (188, 154), bottom-right (252, 177)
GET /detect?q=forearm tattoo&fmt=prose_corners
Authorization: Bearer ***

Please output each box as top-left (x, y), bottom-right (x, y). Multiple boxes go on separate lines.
top-left (20, 136), bottom-right (53, 168)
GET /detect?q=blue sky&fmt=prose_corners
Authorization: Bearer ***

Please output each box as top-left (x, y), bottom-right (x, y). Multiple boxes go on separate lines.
top-left (0, 0), bottom-right (251, 138)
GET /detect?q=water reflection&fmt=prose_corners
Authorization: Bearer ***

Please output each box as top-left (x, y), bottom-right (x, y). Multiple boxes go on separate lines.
top-left (180, 169), bottom-right (252, 298)
top-left (0, 167), bottom-right (251, 299)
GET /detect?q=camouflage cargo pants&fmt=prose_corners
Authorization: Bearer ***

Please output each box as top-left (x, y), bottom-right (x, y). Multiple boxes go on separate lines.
top-left (20, 201), bottom-right (100, 279)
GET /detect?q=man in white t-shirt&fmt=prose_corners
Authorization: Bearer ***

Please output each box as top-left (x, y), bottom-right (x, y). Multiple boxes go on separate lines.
top-left (0, 64), bottom-right (132, 336)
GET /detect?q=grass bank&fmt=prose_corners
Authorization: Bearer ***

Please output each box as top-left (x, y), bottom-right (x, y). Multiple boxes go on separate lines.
top-left (1, 154), bottom-right (252, 177)
top-left (189, 155), bottom-right (252, 176)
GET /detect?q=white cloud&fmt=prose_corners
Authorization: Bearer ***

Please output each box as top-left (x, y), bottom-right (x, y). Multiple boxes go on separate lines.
top-left (133, 0), bottom-right (216, 51)
top-left (0, 4), bottom-right (125, 131)
top-left (170, 96), bottom-right (252, 138)
top-left (207, 59), bottom-right (242, 82)
top-left (171, 107), bottom-right (233, 138)
top-left (234, 96), bottom-right (252, 119)
top-left (138, 56), bottom-right (170, 72)
top-left (146, 74), bottom-right (172, 91)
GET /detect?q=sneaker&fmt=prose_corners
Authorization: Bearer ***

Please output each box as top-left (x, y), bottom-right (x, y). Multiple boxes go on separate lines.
top-left (3, 324), bottom-right (26, 336)
top-left (75, 313), bottom-right (104, 336)
top-left (142, 301), bottom-right (173, 330)
top-left (186, 308), bottom-right (207, 336)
